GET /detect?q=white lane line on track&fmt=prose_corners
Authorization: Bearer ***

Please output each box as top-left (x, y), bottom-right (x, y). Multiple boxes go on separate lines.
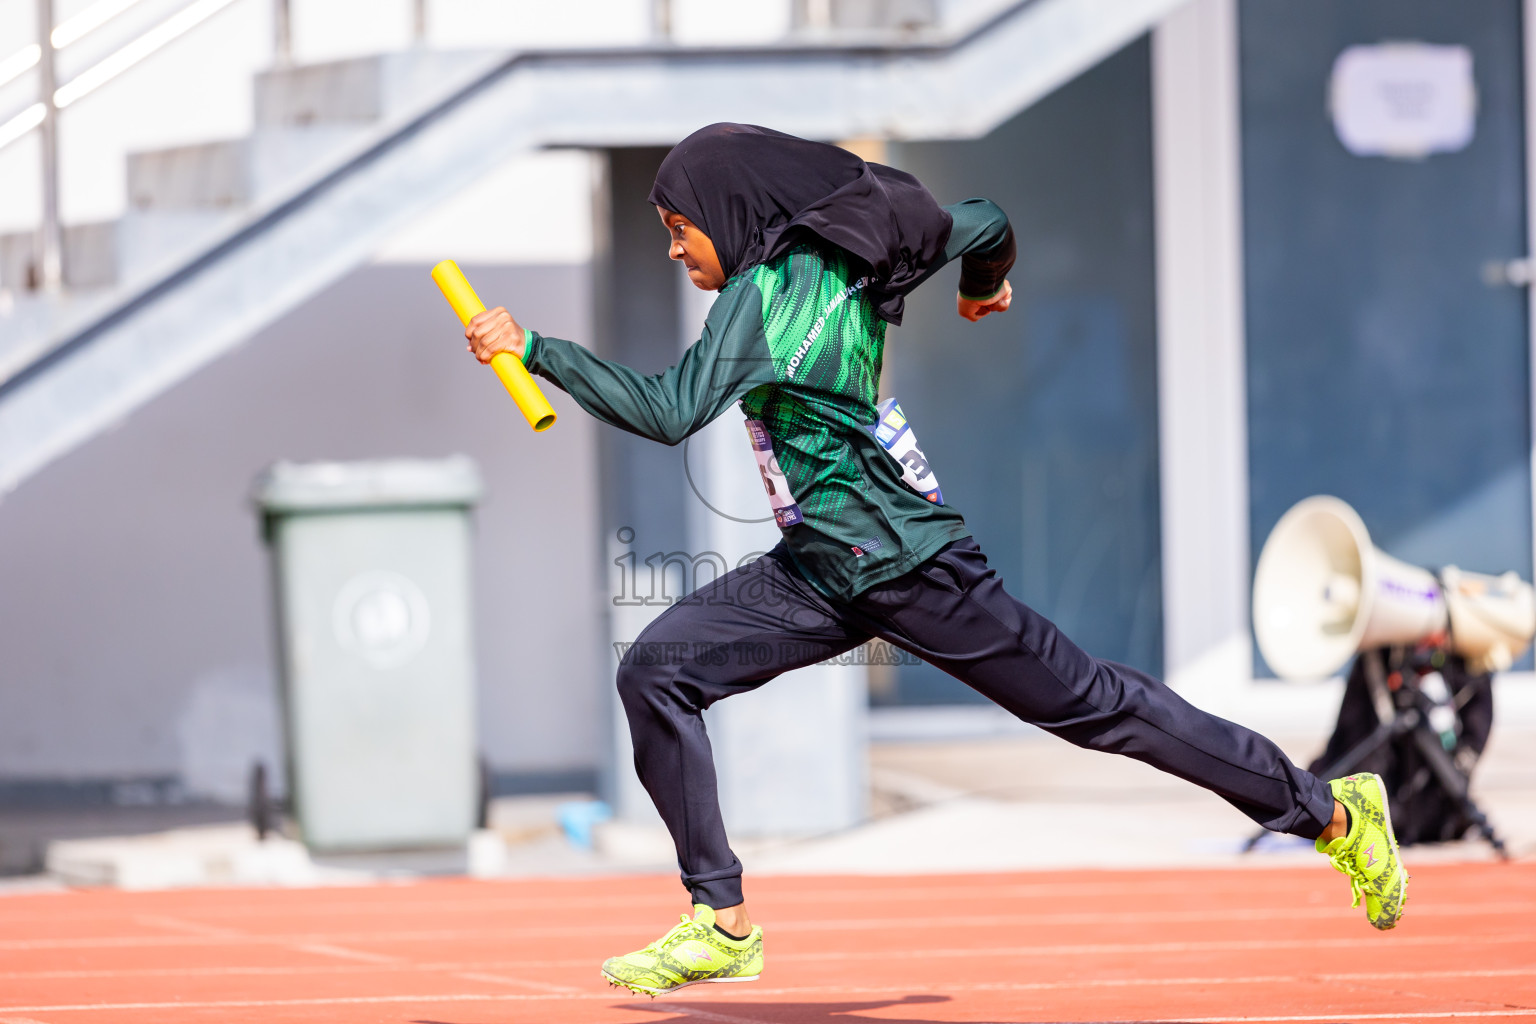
top-left (646, 1006), bottom-right (778, 1024)
top-left (3, 968), bottom-right (1534, 1013)
top-left (0, 880), bottom-right (1337, 920)
top-left (3, 873), bottom-right (1523, 924)
top-left (2, 900), bottom-right (1529, 949)
top-left (137, 913), bottom-right (406, 967)
top-left (1179, 1014), bottom-right (1536, 1022)
top-left (765, 903), bottom-right (1536, 930)
top-left (453, 971), bottom-right (582, 994)
top-left (131, 914), bottom-right (245, 938)
top-left (0, 994), bottom-right (522, 1013)
top-left (4, 932), bottom-right (1534, 980)
top-left (920, 966), bottom-right (1536, 987)
top-left (961, 1016), bottom-right (1536, 1024)
top-left (771, 932), bottom-right (1536, 962)
top-left (292, 943), bottom-right (400, 964)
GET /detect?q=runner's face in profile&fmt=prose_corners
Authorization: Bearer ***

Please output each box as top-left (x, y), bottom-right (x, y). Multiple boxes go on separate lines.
top-left (658, 207), bottom-right (727, 291)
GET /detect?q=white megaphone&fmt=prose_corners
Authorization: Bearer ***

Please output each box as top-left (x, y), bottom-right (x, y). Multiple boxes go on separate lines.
top-left (1253, 495), bottom-right (1536, 679)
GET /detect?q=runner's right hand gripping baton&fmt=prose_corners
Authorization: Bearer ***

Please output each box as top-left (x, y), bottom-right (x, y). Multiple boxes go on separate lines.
top-left (431, 260), bottom-right (557, 432)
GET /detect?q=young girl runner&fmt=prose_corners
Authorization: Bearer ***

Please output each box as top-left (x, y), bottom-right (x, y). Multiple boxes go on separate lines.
top-left (464, 123), bottom-right (1406, 995)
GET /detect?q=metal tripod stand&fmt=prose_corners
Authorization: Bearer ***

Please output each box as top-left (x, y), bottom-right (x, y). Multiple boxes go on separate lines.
top-left (1243, 646), bottom-right (1509, 858)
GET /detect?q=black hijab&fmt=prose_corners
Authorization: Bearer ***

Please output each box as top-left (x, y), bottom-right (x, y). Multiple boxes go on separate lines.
top-left (647, 123), bottom-right (952, 325)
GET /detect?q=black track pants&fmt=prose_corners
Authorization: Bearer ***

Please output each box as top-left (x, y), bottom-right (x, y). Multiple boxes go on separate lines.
top-left (616, 537), bottom-right (1335, 909)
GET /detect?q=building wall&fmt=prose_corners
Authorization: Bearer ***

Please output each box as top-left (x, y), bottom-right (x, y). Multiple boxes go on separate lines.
top-left (0, 261), bottom-right (606, 799)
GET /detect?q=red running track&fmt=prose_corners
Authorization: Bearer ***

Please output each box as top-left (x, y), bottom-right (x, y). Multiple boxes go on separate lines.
top-left (0, 861), bottom-right (1532, 1023)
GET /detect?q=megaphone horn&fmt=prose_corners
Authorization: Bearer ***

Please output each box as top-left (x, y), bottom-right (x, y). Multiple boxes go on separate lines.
top-left (1253, 495), bottom-right (1536, 679)
top-left (1441, 565), bottom-right (1536, 674)
top-left (1253, 496), bottom-right (1445, 679)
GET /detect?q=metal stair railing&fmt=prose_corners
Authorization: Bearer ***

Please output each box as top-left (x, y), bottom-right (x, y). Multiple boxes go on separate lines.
top-left (1, 0), bottom-right (453, 293)
top-left (1, 0), bottom-right (271, 291)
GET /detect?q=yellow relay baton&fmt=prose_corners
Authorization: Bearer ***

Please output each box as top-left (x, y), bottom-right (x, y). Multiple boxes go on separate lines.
top-left (431, 260), bottom-right (557, 432)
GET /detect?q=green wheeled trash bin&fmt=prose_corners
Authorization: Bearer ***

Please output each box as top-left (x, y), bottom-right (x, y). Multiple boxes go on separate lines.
top-left (254, 457), bottom-right (482, 852)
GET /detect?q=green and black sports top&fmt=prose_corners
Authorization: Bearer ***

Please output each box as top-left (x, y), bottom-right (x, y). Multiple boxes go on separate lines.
top-left (522, 198), bottom-right (1015, 601)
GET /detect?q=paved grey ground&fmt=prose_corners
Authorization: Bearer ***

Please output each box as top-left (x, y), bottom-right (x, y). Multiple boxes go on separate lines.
top-left (518, 721), bottom-right (1536, 879)
top-left (0, 803), bottom-right (242, 877)
top-left (743, 725), bottom-right (1536, 874)
top-left (4, 717), bottom-right (1531, 889)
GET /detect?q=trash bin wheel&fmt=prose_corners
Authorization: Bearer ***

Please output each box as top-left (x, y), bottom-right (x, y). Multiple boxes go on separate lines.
top-left (250, 760), bottom-right (272, 840)
top-left (476, 754), bottom-right (491, 830)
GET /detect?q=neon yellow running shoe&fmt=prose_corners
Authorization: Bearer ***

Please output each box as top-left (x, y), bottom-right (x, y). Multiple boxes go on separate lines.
top-left (1318, 772), bottom-right (1408, 930)
top-left (601, 904), bottom-right (763, 997)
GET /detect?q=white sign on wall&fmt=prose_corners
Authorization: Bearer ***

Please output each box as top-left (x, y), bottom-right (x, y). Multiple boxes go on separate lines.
top-left (1329, 43), bottom-right (1477, 159)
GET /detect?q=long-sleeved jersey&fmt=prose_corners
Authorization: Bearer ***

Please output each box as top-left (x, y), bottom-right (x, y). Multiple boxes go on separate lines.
top-left (523, 198), bottom-right (1016, 601)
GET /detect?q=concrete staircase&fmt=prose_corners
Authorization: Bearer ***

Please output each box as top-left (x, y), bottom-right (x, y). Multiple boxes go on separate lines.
top-left (0, 0), bottom-right (1189, 497)
top-left (1, 51), bottom-right (496, 296)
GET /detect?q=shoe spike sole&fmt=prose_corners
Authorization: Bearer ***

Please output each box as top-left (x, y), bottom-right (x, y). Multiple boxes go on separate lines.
top-left (602, 970), bottom-right (761, 998)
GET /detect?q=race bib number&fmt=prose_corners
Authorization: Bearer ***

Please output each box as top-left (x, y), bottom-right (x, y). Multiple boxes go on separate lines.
top-left (745, 418), bottom-right (805, 528)
top-left (869, 397), bottom-right (943, 504)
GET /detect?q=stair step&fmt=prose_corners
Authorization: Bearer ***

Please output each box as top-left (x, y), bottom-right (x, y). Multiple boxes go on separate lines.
top-left (1, 51), bottom-right (497, 295)
top-left (1, 222), bottom-right (119, 291)
top-left (1, 209), bottom-right (237, 297)
top-left (255, 50), bottom-right (504, 128)
top-left (127, 127), bottom-right (365, 211)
